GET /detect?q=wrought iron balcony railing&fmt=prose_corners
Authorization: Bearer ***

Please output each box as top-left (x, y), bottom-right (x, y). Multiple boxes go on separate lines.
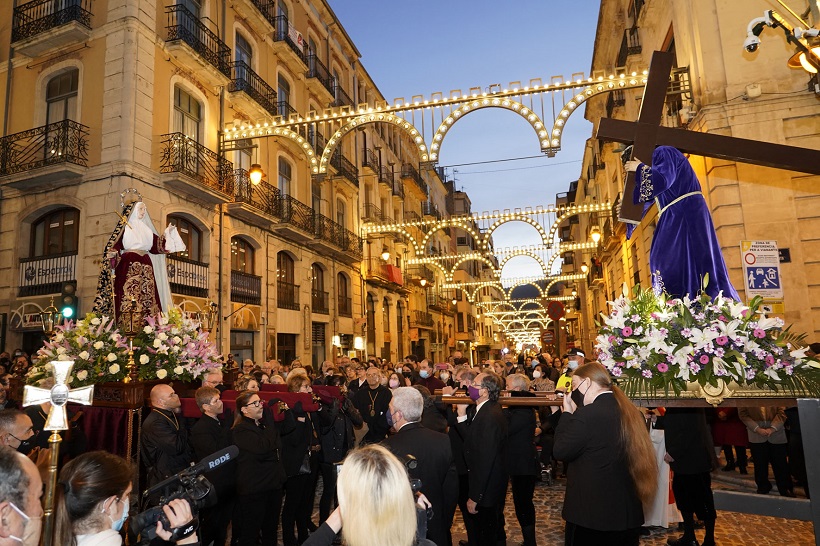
top-left (411, 310), bottom-right (434, 328)
top-left (272, 14), bottom-right (307, 64)
top-left (12, 0), bottom-right (92, 42)
top-left (340, 228), bottom-right (363, 259)
top-left (362, 202), bottom-right (381, 222)
top-left (606, 89), bottom-right (626, 118)
top-left (379, 164), bottom-right (393, 185)
top-left (233, 169), bottom-right (281, 217)
top-left (404, 210), bottom-right (421, 223)
top-left (391, 176), bottom-right (404, 199)
top-left (246, 0), bottom-right (275, 24)
top-left (0, 119), bottom-right (88, 177)
top-left (277, 193), bottom-right (315, 233)
top-left (18, 251), bottom-right (76, 297)
top-left (616, 26), bottom-right (642, 67)
top-left (362, 147), bottom-right (379, 172)
top-left (167, 255), bottom-right (209, 297)
top-left (276, 99), bottom-right (298, 121)
top-left (306, 53), bottom-right (335, 96)
top-left (401, 163), bottom-right (427, 196)
top-left (330, 149), bottom-right (358, 186)
top-left (166, 4), bottom-right (231, 77)
top-left (338, 295), bottom-right (352, 317)
top-left (229, 60), bottom-right (278, 116)
top-left (277, 280), bottom-right (300, 310)
top-left (159, 133), bottom-right (234, 196)
top-left (311, 289), bottom-right (329, 314)
top-left (231, 269), bottom-right (262, 305)
top-left (307, 126), bottom-right (327, 156)
top-left (332, 83), bottom-right (353, 108)
top-left (421, 201), bottom-right (441, 220)
top-left (315, 213), bottom-right (348, 248)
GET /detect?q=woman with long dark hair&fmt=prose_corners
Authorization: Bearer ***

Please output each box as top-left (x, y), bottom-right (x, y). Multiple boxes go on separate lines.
top-left (553, 362), bottom-right (658, 546)
top-left (232, 390), bottom-right (288, 546)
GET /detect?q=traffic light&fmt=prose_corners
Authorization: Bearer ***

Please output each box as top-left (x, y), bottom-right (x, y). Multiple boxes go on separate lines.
top-left (60, 281), bottom-right (78, 320)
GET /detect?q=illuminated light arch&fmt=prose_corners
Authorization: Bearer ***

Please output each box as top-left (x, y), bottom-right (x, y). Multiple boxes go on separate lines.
top-left (546, 203), bottom-right (611, 243)
top-left (429, 97), bottom-right (550, 161)
top-left (448, 256), bottom-right (499, 282)
top-left (544, 274), bottom-right (587, 296)
top-left (317, 113), bottom-right (426, 174)
top-left (505, 281), bottom-right (544, 299)
top-left (420, 218), bottom-right (482, 254)
top-left (519, 301), bottom-right (546, 312)
top-left (368, 226), bottom-right (422, 255)
top-left (483, 216), bottom-right (550, 249)
top-left (497, 251), bottom-right (549, 278)
top-left (543, 74), bottom-right (647, 156)
top-left (224, 125), bottom-right (318, 169)
top-left (468, 282), bottom-right (505, 303)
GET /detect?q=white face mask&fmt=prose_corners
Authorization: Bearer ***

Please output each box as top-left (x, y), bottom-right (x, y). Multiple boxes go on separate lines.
top-left (532, 371), bottom-right (542, 379)
top-left (568, 360), bottom-right (579, 370)
top-left (8, 502), bottom-right (41, 546)
top-left (440, 372), bottom-right (450, 382)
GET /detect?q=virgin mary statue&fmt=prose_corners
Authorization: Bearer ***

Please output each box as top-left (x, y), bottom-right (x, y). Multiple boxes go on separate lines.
top-left (93, 200), bottom-right (185, 327)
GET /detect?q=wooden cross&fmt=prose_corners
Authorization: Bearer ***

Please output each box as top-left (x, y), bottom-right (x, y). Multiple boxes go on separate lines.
top-left (23, 360), bottom-right (94, 431)
top-left (597, 50), bottom-right (820, 223)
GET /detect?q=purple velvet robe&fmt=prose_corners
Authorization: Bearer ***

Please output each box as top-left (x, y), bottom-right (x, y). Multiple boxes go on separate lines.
top-left (627, 146), bottom-right (740, 301)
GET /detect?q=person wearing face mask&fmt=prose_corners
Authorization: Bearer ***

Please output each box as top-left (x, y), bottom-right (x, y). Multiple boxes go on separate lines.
top-left (189, 387), bottom-right (234, 546)
top-left (413, 360), bottom-right (445, 392)
top-left (552, 362), bottom-right (658, 546)
top-left (387, 372), bottom-right (404, 391)
top-left (53, 450), bottom-right (199, 546)
top-left (555, 348), bottom-right (585, 394)
top-left (0, 410), bottom-right (50, 482)
top-left (0, 446), bottom-right (43, 546)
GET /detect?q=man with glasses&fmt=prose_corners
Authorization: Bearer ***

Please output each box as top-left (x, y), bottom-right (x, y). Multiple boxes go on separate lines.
top-left (353, 367), bottom-right (392, 445)
top-left (347, 362), bottom-right (368, 398)
top-left (190, 386), bottom-right (234, 546)
top-left (141, 384), bottom-right (191, 490)
top-left (201, 368), bottom-right (226, 393)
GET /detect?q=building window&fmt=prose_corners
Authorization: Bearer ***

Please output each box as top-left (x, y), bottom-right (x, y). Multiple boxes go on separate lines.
top-left (46, 69), bottom-right (79, 125)
top-left (382, 298), bottom-right (390, 332)
top-left (235, 32), bottom-right (252, 65)
top-left (278, 74), bottom-right (291, 117)
top-left (277, 251), bottom-right (295, 283)
top-left (31, 208), bottom-right (79, 257)
top-left (312, 180), bottom-right (322, 213)
top-left (336, 198), bottom-right (346, 227)
top-left (277, 0), bottom-right (289, 18)
top-left (167, 215), bottom-right (201, 261)
top-left (230, 237), bottom-right (254, 273)
top-left (174, 86), bottom-right (201, 141)
top-left (179, 0), bottom-right (200, 16)
top-left (278, 157), bottom-right (292, 195)
top-left (311, 263), bottom-right (324, 292)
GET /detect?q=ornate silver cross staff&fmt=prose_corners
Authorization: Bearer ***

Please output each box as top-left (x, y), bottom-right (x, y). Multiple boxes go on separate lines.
top-left (22, 360), bottom-right (94, 546)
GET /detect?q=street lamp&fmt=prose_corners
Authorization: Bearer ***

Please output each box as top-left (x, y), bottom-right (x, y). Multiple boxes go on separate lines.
top-left (200, 300), bottom-right (219, 333)
top-left (381, 246), bottom-right (390, 262)
top-left (589, 226), bottom-right (602, 244)
top-left (249, 163), bottom-right (265, 185)
top-left (580, 262), bottom-right (589, 274)
top-left (40, 297), bottom-right (62, 337)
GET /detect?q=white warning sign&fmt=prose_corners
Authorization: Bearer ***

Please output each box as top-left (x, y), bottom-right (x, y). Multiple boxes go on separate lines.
top-left (740, 240), bottom-right (783, 300)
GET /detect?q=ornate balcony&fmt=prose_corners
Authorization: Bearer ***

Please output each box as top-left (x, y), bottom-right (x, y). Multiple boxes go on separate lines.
top-left (277, 280), bottom-right (300, 310)
top-left (276, 99), bottom-right (299, 122)
top-left (312, 213), bottom-right (362, 264)
top-left (227, 170), bottom-right (281, 227)
top-left (230, 0), bottom-right (276, 39)
top-left (159, 133), bottom-right (234, 204)
top-left (165, 4), bottom-right (231, 87)
top-left (390, 175), bottom-right (404, 200)
top-left (272, 193), bottom-right (314, 242)
top-left (231, 270), bottom-right (261, 305)
top-left (229, 61), bottom-right (278, 118)
top-left (366, 259), bottom-right (404, 288)
top-left (272, 14), bottom-right (307, 74)
top-left (311, 289), bottom-right (329, 314)
top-left (401, 163), bottom-right (427, 196)
top-left (167, 255), bottom-right (208, 298)
top-left (331, 83), bottom-right (354, 108)
top-left (306, 53), bottom-right (335, 100)
top-left (330, 149), bottom-right (358, 187)
top-left (616, 26), bottom-right (642, 68)
top-left (338, 295), bottom-right (352, 317)
top-left (12, 0), bottom-right (92, 57)
top-left (362, 147), bottom-right (380, 175)
top-left (18, 251), bottom-right (76, 297)
top-left (0, 120), bottom-right (88, 189)
top-left (410, 310), bottom-right (434, 329)
top-left (421, 201), bottom-right (441, 220)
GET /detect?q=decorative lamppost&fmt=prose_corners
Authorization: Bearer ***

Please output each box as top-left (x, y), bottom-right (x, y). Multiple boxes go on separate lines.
top-left (40, 296), bottom-right (62, 337)
top-left (119, 298), bottom-right (145, 383)
top-left (200, 300), bottom-right (219, 334)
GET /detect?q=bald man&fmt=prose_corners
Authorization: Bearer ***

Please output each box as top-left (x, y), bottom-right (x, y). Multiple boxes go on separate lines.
top-left (0, 446), bottom-right (44, 546)
top-left (141, 384), bottom-right (191, 489)
top-left (352, 367), bottom-right (392, 445)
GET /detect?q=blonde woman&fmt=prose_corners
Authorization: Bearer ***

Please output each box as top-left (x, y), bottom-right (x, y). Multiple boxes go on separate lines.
top-left (303, 444), bottom-right (435, 546)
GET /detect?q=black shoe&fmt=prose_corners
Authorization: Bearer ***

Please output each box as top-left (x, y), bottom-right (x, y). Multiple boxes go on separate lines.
top-left (738, 466), bottom-right (748, 475)
top-left (781, 490), bottom-right (796, 498)
top-left (756, 488), bottom-right (771, 495)
top-left (667, 537), bottom-right (699, 546)
top-left (640, 527), bottom-right (651, 536)
top-left (721, 462), bottom-right (735, 471)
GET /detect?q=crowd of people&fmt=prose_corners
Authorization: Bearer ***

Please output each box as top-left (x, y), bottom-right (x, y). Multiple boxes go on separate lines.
top-left (0, 344), bottom-right (817, 546)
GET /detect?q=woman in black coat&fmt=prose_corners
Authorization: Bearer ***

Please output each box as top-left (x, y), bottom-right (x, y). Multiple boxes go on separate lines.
top-left (232, 390), bottom-right (291, 546)
top-left (317, 375), bottom-right (363, 523)
top-left (504, 374), bottom-right (540, 546)
top-left (281, 374), bottom-right (323, 546)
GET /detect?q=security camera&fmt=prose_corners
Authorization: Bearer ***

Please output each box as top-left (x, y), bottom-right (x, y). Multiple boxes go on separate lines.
top-left (744, 34), bottom-right (761, 53)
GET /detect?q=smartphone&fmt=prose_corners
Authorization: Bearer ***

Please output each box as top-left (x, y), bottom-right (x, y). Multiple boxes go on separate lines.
top-left (435, 363), bottom-right (448, 370)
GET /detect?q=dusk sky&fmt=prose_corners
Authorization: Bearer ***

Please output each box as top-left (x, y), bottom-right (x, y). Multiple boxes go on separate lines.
top-left (330, 1), bottom-right (603, 278)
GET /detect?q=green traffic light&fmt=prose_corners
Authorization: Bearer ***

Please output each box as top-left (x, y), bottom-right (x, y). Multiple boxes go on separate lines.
top-left (62, 307), bottom-right (74, 318)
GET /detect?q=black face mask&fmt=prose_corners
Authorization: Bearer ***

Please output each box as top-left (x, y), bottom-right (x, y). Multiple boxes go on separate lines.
top-left (12, 434), bottom-right (34, 455)
top-left (570, 379), bottom-right (588, 409)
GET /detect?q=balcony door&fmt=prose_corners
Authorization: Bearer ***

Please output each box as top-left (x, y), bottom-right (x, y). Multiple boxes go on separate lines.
top-left (45, 69), bottom-right (78, 126)
top-left (235, 32), bottom-right (252, 86)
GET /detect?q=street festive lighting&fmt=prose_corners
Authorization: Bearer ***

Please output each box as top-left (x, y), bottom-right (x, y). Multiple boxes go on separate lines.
top-left (590, 226), bottom-right (602, 243)
top-left (249, 163), bottom-right (265, 185)
top-left (419, 278), bottom-right (428, 287)
top-left (381, 246), bottom-right (390, 262)
top-left (580, 262), bottom-right (589, 274)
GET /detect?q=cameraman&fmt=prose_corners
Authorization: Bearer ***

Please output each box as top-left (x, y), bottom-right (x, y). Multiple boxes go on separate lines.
top-left (55, 451), bottom-right (199, 546)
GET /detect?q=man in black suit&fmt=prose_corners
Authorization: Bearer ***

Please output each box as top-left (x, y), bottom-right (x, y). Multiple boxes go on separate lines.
top-left (455, 372), bottom-right (508, 546)
top-left (141, 384), bottom-right (192, 491)
top-left (383, 387), bottom-right (458, 546)
top-left (189, 386), bottom-right (235, 546)
top-left (352, 366), bottom-right (392, 444)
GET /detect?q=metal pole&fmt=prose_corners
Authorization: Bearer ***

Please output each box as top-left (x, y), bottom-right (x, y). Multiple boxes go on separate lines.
top-left (41, 431), bottom-right (62, 546)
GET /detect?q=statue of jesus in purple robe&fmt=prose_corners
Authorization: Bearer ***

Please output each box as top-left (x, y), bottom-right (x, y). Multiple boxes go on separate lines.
top-left (624, 145), bottom-right (740, 301)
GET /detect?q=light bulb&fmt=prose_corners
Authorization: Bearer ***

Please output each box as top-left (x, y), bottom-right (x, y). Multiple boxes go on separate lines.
top-left (580, 262), bottom-right (589, 274)
top-left (249, 164), bottom-right (264, 185)
top-left (799, 48), bottom-right (820, 74)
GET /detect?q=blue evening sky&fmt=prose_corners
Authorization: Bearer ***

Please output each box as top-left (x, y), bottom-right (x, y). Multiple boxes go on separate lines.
top-left (329, 1), bottom-right (602, 278)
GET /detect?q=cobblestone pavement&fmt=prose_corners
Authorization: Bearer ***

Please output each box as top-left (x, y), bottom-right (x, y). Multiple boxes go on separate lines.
top-left (443, 471), bottom-right (815, 546)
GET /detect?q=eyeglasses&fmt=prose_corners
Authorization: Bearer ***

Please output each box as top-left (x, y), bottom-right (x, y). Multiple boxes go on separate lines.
top-left (247, 400), bottom-right (262, 408)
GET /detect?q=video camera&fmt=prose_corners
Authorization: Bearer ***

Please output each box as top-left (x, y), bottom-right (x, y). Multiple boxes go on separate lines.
top-left (131, 446), bottom-right (238, 542)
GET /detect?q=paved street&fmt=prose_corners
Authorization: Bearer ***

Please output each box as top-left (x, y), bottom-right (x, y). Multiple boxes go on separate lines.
top-left (444, 471), bottom-right (816, 546)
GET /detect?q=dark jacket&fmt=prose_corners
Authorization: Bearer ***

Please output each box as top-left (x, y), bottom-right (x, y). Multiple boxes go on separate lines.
top-left (383, 422), bottom-right (458, 546)
top-left (657, 407), bottom-right (716, 474)
top-left (189, 414), bottom-right (234, 496)
top-left (446, 400), bottom-right (474, 475)
top-left (503, 391), bottom-right (540, 476)
top-left (319, 397), bottom-right (363, 464)
top-left (456, 400), bottom-right (508, 507)
top-left (352, 384), bottom-right (392, 444)
top-left (553, 393), bottom-right (643, 531)
top-left (232, 415), bottom-right (287, 495)
top-left (141, 408), bottom-right (192, 488)
top-left (282, 409), bottom-right (321, 477)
